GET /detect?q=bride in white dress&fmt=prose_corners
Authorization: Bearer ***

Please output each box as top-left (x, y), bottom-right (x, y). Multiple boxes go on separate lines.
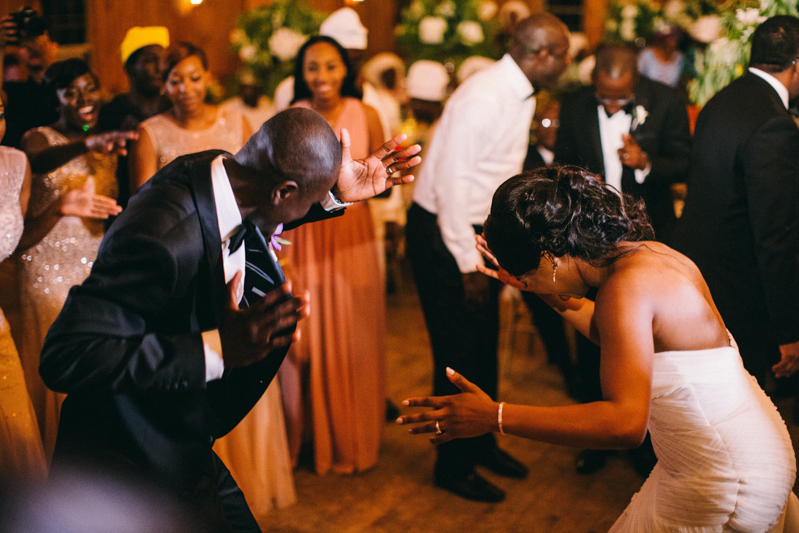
top-left (398, 167), bottom-right (798, 532)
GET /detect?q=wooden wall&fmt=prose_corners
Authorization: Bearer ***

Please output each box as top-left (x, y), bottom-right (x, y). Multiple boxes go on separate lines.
top-left (0, 0), bottom-right (605, 96)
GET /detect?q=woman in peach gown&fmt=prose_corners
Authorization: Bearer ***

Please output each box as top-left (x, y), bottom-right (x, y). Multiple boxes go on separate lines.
top-left (128, 41), bottom-right (296, 521)
top-left (17, 59), bottom-right (128, 459)
top-left (0, 97), bottom-right (47, 481)
top-left (280, 35), bottom-right (387, 475)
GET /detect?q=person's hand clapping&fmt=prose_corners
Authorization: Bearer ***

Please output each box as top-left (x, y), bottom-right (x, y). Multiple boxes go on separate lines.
top-left (618, 134), bottom-right (649, 171)
top-left (335, 129), bottom-right (421, 203)
top-left (397, 367), bottom-right (498, 444)
top-left (85, 130), bottom-right (138, 156)
top-left (218, 272), bottom-right (310, 369)
top-left (59, 181), bottom-right (122, 219)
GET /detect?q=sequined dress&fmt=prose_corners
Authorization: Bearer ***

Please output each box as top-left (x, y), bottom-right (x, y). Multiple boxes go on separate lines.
top-left (16, 127), bottom-right (117, 459)
top-left (138, 107), bottom-right (246, 171)
top-left (0, 146), bottom-right (47, 480)
top-left (139, 107), bottom-right (298, 521)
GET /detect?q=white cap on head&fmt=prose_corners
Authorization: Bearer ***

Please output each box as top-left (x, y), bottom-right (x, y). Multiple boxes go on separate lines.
top-left (361, 52), bottom-right (406, 89)
top-left (320, 7), bottom-right (368, 50)
top-left (407, 60), bottom-right (449, 102)
top-left (457, 56), bottom-right (495, 84)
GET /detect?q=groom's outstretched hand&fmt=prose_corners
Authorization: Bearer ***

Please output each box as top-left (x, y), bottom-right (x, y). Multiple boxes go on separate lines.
top-left (218, 272), bottom-right (310, 368)
top-left (335, 129), bottom-right (421, 203)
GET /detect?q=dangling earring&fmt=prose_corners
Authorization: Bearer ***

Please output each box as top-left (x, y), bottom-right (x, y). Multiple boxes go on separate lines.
top-left (552, 260), bottom-right (558, 283)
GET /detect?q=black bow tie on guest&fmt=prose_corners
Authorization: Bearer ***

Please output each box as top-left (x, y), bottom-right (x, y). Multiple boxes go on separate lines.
top-left (228, 219), bottom-right (286, 308)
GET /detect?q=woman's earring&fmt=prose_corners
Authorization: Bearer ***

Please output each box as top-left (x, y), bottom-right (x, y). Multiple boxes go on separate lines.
top-left (552, 260), bottom-right (558, 283)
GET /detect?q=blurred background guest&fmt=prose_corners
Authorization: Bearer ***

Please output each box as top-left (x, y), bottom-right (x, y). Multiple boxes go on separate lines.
top-left (280, 34), bottom-right (387, 476)
top-left (220, 70), bottom-right (275, 132)
top-left (97, 26), bottom-right (171, 209)
top-left (637, 24), bottom-right (684, 89)
top-left (0, 93), bottom-right (46, 482)
top-left (128, 41), bottom-right (251, 191)
top-left (360, 51), bottom-right (406, 137)
top-left (16, 58), bottom-right (130, 457)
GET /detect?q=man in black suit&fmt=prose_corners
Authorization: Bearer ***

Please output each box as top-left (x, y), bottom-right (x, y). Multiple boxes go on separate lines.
top-left (554, 43), bottom-right (691, 476)
top-left (39, 108), bottom-right (420, 532)
top-left (555, 43), bottom-right (691, 243)
top-left (672, 15), bottom-right (799, 389)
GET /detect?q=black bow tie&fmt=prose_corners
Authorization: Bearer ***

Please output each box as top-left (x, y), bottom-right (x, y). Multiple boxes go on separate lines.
top-left (228, 219), bottom-right (267, 254)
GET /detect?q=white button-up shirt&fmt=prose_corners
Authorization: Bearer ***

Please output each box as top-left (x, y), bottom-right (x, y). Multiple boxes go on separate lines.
top-left (413, 53), bottom-right (536, 273)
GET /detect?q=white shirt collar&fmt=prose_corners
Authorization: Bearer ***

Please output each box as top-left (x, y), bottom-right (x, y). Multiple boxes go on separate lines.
top-left (210, 155), bottom-right (243, 244)
top-left (749, 67), bottom-right (790, 109)
top-left (500, 53), bottom-right (535, 101)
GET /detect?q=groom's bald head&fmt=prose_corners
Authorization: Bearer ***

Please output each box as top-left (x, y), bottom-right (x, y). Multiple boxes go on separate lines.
top-left (235, 108), bottom-right (341, 197)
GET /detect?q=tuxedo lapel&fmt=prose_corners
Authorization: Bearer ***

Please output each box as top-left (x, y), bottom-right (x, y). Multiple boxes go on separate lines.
top-left (585, 95), bottom-right (604, 170)
top-left (188, 151), bottom-right (228, 329)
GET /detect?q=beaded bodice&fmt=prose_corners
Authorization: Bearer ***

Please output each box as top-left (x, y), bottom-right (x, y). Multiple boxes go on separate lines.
top-left (0, 147), bottom-right (27, 261)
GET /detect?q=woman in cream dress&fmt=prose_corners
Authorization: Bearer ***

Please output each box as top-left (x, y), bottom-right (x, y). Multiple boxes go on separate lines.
top-left (128, 41), bottom-right (296, 521)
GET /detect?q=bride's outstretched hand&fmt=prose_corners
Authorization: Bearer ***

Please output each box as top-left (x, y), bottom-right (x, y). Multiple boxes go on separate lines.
top-left (396, 368), bottom-right (497, 444)
top-left (335, 129), bottom-right (421, 202)
top-left (475, 234), bottom-right (527, 291)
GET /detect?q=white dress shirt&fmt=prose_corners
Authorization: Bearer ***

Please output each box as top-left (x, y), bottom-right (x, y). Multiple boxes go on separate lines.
top-left (597, 106), bottom-right (650, 193)
top-left (413, 53), bottom-right (536, 273)
top-left (749, 67), bottom-right (790, 109)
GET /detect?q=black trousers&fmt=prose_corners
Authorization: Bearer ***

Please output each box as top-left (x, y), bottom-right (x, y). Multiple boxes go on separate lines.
top-left (519, 290), bottom-right (574, 391)
top-left (406, 203), bottom-right (502, 474)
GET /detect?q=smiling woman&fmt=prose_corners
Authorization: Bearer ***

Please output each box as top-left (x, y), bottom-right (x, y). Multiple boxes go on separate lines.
top-left (15, 58), bottom-right (129, 458)
top-left (128, 41), bottom-right (252, 192)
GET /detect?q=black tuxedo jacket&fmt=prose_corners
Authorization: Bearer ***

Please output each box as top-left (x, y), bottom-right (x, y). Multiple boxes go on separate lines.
top-left (555, 76), bottom-right (691, 241)
top-left (672, 73), bottom-right (799, 358)
top-left (40, 150), bottom-right (339, 493)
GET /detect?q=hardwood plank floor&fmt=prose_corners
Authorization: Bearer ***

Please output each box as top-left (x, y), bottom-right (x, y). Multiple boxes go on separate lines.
top-left (263, 260), bottom-right (799, 533)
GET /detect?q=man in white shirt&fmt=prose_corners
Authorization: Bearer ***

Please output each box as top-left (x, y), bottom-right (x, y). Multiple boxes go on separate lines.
top-left (405, 13), bottom-right (570, 503)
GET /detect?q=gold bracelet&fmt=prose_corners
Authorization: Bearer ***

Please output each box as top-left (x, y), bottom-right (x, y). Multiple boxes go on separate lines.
top-left (498, 401), bottom-right (506, 435)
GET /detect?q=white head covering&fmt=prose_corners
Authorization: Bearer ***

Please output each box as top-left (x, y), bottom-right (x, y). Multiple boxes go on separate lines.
top-left (456, 56), bottom-right (495, 84)
top-left (407, 60), bottom-right (449, 102)
top-left (361, 52), bottom-right (406, 90)
top-left (320, 7), bottom-right (368, 50)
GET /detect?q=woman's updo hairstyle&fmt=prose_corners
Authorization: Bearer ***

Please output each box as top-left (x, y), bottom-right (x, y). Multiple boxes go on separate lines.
top-left (483, 165), bottom-right (654, 277)
top-left (43, 58), bottom-right (99, 110)
top-left (161, 41), bottom-right (208, 83)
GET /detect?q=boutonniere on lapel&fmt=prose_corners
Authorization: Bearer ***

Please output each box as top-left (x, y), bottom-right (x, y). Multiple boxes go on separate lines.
top-left (270, 223), bottom-right (291, 252)
top-left (632, 105), bottom-right (648, 131)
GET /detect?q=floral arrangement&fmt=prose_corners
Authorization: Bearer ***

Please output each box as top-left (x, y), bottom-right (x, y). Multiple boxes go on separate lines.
top-left (230, 0), bottom-right (326, 97)
top-left (603, 0), bottom-right (664, 46)
top-left (689, 0), bottom-right (798, 106)
top-left (395, 0), bottom-right (502, 69)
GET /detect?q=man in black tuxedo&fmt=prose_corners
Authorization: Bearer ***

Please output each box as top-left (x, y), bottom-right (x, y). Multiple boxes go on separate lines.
top-left (555, 43), bottom-right (691, 243)
top-left (554, 43), bottom-right (691, 476)
top-left (672, 15), bottom-right (799, 389)
top-left (39, 108), bottom-right (420, 532)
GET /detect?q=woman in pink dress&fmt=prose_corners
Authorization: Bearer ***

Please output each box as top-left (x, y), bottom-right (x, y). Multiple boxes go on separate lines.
top-left (280, 35), bottom-right (387, 474)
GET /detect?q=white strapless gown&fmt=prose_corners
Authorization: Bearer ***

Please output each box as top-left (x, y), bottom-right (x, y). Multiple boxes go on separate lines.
top-left (610, 338), bottom-right (798, 532)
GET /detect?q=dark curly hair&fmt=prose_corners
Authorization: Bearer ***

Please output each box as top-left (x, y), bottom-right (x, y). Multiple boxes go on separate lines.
top-left (483, 165), bottom-right (654, 277)
top-left (291, 35), bottom-right (362, 104)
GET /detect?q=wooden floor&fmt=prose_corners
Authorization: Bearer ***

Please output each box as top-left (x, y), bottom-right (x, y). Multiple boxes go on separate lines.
top-left (263, 260), bottom-right (799, 533)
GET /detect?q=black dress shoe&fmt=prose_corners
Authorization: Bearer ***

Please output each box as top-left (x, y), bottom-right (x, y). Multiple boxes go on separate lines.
top-left (434, 470), bottom-right (506, 502)
top-left (475, 446), bottom-right (529, 479)
top-left (575, 449), bottom-right (608, 474)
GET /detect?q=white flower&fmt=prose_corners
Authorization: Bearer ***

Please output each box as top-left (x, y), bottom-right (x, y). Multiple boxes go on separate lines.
top-left (621, 5), bottom-right (639, 19)
top-left (634, 105), bottom-right (648, 126)
top-left (229, 29), bottom-right (247, 45)
top-left (435, 0), bottom-right (456, 18)
top-left (458, 21), bottom-right (485, 45)
top-left (663, 0), bottom-right (685, 21)
top-left (268, 28), bottom-right (307, 62)
top-left (478, 1), bottom-right (498, 21)
top-left (690, 15), bottom-right (723, 43)
top-left (620, 19), bottom-right (636, 41)
top-left (605, 19), bottom-right (618, 32)
top-left (419, 16), bottom-right (448, 44)
top-left (735, 8), bottom-right (766, 27)
top-left (238, 44), bottom-right (257, 63)
top-left (409, 0), bottom-right (424, 21)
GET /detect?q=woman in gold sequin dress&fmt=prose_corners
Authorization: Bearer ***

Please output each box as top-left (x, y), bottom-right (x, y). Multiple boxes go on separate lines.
top-left (129, 42), bottom-right (297, 523)
top-left (17, 59), bottom-right (130, 459)
top-left (0, 98), bottom-right (47, 481)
